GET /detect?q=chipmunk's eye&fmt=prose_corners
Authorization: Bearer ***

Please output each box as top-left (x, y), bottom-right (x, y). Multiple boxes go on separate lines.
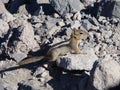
top-left (80, 32), bottom-right (83, 34)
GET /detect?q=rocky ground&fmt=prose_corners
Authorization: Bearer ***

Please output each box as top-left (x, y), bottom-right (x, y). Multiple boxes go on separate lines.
top-left (0, 0), bottom-right (120, 90)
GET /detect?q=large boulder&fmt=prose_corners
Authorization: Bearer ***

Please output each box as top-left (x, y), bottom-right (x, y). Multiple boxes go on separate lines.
top-left (57, 48), bottom-right (98, 71)
top-left (89, 58), bottom-right (120, 90)
top-left (50, 0), bottom-right (84, 16)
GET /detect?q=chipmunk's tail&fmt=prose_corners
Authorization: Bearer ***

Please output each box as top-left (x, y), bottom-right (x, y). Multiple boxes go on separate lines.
top-left (18, 56), bottom-right (45, 65)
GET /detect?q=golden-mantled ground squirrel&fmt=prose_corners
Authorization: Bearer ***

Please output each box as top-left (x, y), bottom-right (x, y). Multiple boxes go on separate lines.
top-left (18, 28), bottom-right (88, 65)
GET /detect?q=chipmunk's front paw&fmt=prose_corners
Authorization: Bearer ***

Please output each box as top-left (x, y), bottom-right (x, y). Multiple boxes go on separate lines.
top-left (79, 51), bottom-right (87, 54)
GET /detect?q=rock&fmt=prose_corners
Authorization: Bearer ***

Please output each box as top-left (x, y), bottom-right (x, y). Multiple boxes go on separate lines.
top-left (70, 20), bottom-right (81, 29)
top-left (18, 78), bottom-right (53, 90)
top-left (97, 0), bottom-right (120, 18)
top-left (30, 15), bottom-right (45, 24)
top-left (57, 48), bottom-right (98, 71)
top-left (82, 19), bottom-right (98, 30)
top-left (0, 68), bottom-right (31, 90)
top-left (98, 16), bottom-right (106, 22)
top-left (0, 60), bottom-right (16, 70)
top-left (0, 0), bottom-right (7, 14)
top-left (0, 12), bottom-right (15, 22)
top-left (33, 66), bottom-right (48, 77)
top-left (0, 81), bottom-right (4, 90)
top-left (8, 20), bottom-right (39, 61)
top-left (50, 0), bottom-right (84, 16)
top-left (90, 59), bottom-right (120, 90)
top-left (45, 16), bottom-right (61, 29)
top-left (102, 30), bottom-right (113, 39)
top-left (48, 25), bottom-right (61, 36)
top-left (65, 28), bottom-right (73, 38)
top-left (0, 0), bottom-right (14, 22)
top-left (36, 0), bottom-right (50, 4)
top-left (72, 12), bottom-right (82, 21)
top-left (64, 13), bottom-right (73, 20)
top-left (50, 37), bottom-right (65, 46)
top-left (53, 13), bottom-right (60, 18)
top-left (57, 20), bottom-right (65, 27)
top-left (17, 4), bottom-right (29, 16)
top-left (1, 0), bottom-right (9, 4)
top-left (81, 0), bottom-right (97, 7)
top-left (111, 1), bottom-right (120, 18)
top-left (0, 19), bottom-right (9, 38)
top-left (10, 52), bottom-right (27, 62)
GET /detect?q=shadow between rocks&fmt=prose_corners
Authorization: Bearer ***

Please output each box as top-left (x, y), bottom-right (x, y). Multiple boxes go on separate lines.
top-left (8, 0), bottom-right (55, 15)
top-left (108, 83), bottom-right (120, 90)
top-left (47, 62), bottom-right (90, 90)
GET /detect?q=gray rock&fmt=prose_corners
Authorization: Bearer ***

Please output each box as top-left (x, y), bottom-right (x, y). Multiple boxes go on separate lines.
top-left (10, 52), bottom-right (27, 62)
top-left (50, 0), bottom-right (84, 16)
top-left (81, 0), bottom-right (97, 7)
top-left (48, 25), bottom-right (61, 36)
top-left (53, 13), bottom-right (60, 18)
top-left (112, 1), bottom-right (120, 18)
top-left (30, 15), bottom-right (45, 24)
top-left (57, 20), bottom-right (65, 27)
top-left (70, 20), bottom-right (81, 29)
top-left (64, 13), bottom-right (73, 20)
top-left (19, 78), bottom-right (52, 90)
top-left (0, 0), bottom-right (7, 13)
top-left (8, 20), bottom-right (39, 61)
top-left (17, 4), bottom-right (29, 16)
top-left (1, 0), bottom-right (9, 4)
top-left (0, 19), bottom-right (9, 38)
top-left (45, 16), bottom-right (60, 29)
top-left (0, 0), bottom-right (14, 22)
top-left (36, 0), bottom-right (50, 4)
top-left (102, 30), bottom-right (113, 39)
top-left (0, 81), bottom-right (4, 90)
top-left (44, 16), bottom-right (61, 36)
top-left (98, 16), bottom-right (106, 22)
top-left (0, 68), bottom-right (31, 90)
top-left (82, 19), bottom-right (99, 30)
top-left (0, 12), bottom-right (14, 22)
top-left (57, 48), bottom-right (98, 71)
top-left (72, 12), bottom-right (81, 21)
top-left (90, 59), bottom-right (120, 90)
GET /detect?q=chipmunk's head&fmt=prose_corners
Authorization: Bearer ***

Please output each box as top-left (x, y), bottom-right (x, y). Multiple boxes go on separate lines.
top-left (71, 28), bottom-right (88, 40)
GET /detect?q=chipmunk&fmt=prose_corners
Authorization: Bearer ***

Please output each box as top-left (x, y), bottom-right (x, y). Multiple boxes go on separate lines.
top-left (18, 28), bottom-right (88, 65)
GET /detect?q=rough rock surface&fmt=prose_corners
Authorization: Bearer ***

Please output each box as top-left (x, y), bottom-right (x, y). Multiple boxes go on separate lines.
top-left (7, 20), bottom-right (39, 62)
top-left (50, 0), bottom-right (84, 16)
top-left (0, 68), bottom-right (32, 90)
top-left (90, 59), bottom-right (120, 90)
top-left (57, 48), bottom-right (98, 71)
top-left (0, 19), bottom-right (9, 38)
top-left (0, 0), bottom-right (14, 22)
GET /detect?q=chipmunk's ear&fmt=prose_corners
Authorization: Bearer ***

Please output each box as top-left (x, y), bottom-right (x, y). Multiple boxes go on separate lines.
top-left (72, 28), bottom-right (77, 35)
